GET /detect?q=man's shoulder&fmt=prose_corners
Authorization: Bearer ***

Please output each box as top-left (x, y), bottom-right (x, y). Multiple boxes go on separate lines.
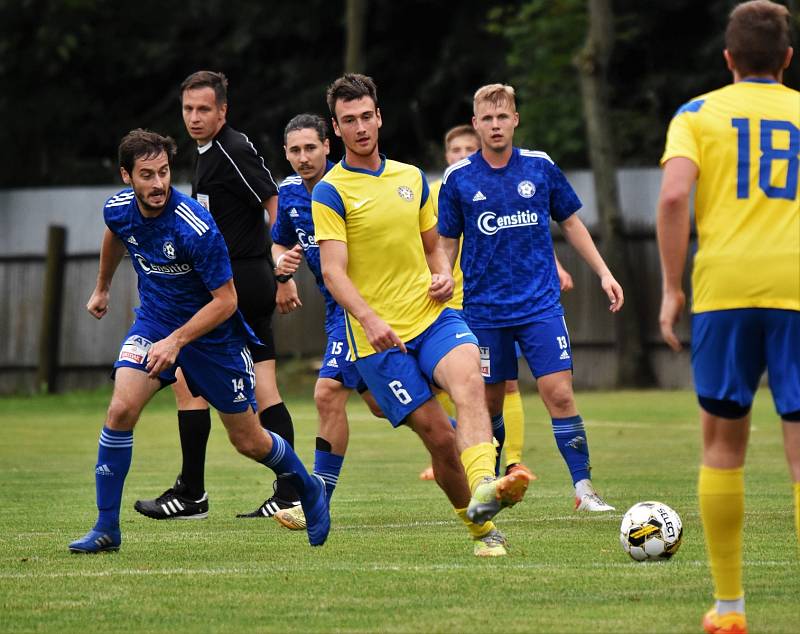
top-left (442, 156), bottom-right (474, 185)
top-left (214, 124), bottom-right (261, 157)
top-left (170, 190), bottom-right (216, 238)
top-left (279, 174), bottom-right (306, 195)
top-left (104, 188), bottom-right (135, 211)
top-left (518, 147), bottom-right (555, 166)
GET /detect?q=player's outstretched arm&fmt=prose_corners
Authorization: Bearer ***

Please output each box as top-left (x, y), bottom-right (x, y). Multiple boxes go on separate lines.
top-left (421, 227), bottom-right (454, 303)
top-left (558, 215), bottom-right (624, 312)
top-left (656, 157), bottom-right (697, 352)
top-left (146, 279), bottom-right (238, 378)
top-left (319, 239), bottom-right (406, 353)
top-left (87, 227), bottom-right (126, 319)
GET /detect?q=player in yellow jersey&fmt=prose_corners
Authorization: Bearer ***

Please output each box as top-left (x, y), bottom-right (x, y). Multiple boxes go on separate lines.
top-left (420, 124), bottom-right (574, 481)
top-left (657, 3), bottom-right (799, 632)
top-left (312, 74), bottom-right (533, 557)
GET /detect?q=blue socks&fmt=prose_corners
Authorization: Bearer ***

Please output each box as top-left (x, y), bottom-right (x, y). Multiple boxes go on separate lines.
top-left (491, 413), bottom-right (506, 476)
top-left (552, 415), bottom-right (591, 484)
top-left (260, 431), bottom-right (313, 495)
top-left (314, 450), bottom-right (344, 501)
top-left (94, 427), bottom-right (133, 532)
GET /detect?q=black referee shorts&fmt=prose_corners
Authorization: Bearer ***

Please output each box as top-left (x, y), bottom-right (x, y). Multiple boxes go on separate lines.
top-left (231, 257), bottom-right (277, 363)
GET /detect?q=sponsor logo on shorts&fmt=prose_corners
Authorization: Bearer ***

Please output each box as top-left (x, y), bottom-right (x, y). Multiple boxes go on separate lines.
top-left (233, 392), bottom-right (247, 403)
top-left (479, 346), bottom-right (490, 377)
top-left (119, 335), bottom-right (152, 365)
top-left (560, 349), bottom-right (571, 360)
top-left (477, 210), bottom-right (538, 236)
top-left (455, 332), bottom-right (472, 339)
top-left (326, 358), bottom-right (339, 368)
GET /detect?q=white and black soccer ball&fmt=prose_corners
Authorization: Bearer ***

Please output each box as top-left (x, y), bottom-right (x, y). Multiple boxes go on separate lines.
top-left (619, 501), bottom-right (683, 561)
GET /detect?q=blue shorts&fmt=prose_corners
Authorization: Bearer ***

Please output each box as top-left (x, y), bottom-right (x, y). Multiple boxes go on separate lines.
top-left (319, 323), bottom-right (367, 391)
top-left (355, 308), bottom-right (478, 426)
top-left (113, 319), bottom-right (258, 414)
top-left (470, 315), bottom-right (572, 383)
top-left (692, 309), bottom-right (800, 417)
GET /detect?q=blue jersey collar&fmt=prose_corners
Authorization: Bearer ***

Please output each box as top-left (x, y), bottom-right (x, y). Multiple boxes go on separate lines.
top-left (476, 147), bottom-right (518, 172)
top-left (740, 77), bottom-right (779, 84)
top-left (341, 154), bottom-right (386, 176)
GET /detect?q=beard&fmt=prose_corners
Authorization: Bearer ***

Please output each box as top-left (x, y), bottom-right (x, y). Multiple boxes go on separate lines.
top-left (136, 189), bottom-right (168, 214)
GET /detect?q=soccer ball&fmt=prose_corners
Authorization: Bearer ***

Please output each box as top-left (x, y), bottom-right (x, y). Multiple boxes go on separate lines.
top-left (619, 501), bottom-right (683, 561)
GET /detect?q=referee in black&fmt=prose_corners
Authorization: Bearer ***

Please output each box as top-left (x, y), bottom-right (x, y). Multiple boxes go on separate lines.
top-left (134, 71), bottom-right (301, 520)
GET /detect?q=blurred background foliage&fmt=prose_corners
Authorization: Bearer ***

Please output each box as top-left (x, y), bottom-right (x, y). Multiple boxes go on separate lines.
top-left (0, 0), bottom-right (797, 186)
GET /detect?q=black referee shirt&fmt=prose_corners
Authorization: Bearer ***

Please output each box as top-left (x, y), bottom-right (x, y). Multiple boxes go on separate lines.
top-left (192, 123), bottom-right (279, 260)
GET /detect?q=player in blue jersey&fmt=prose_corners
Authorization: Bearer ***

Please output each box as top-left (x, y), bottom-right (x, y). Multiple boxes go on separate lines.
top-left (438, 84), bottom-right (623, 512)
top-left (312, 74), bottom-right (535, 558)
top-left (68, 129), bottom-right (329, 553)
top-left (267, 113), bottom-right (386, 531)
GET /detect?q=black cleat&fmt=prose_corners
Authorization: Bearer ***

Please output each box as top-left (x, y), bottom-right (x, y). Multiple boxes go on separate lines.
top-left (236, 481), bottom-right (301, 518)
top-left (134, 476), bottom-right (209, 520)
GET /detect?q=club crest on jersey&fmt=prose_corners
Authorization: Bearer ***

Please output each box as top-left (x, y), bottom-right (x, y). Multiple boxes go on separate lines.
top-left (477, 210), bottom-right (539, 236)
top-left (162, 241), bottom-right (176, 259)
top-left (397, 186), bottom-right (414, 202)
top-left (517, 180), bottom-right (536, 198)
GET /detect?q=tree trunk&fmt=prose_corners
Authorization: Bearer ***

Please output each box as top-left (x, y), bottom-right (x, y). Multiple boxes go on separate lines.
top-left (345, 0), bottom-right (368, 73)
top-left (575, 0), bottom-right (655, 387)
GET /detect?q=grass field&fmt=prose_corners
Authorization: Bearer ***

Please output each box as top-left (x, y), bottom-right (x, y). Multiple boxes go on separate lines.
top-left (1, 387), bottom-right (797, 633)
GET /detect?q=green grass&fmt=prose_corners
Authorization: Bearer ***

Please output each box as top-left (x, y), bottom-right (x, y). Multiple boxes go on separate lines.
top-left (1, 388), bottom-right (797, 633)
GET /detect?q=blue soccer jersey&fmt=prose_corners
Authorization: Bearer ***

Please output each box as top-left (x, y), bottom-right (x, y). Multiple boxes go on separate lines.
top-left (438, 148), bottom-right (581, 328)
top-left (272, 162), bottom-right (343, 335)
top-left (103, 187), bottom-right (256, 348)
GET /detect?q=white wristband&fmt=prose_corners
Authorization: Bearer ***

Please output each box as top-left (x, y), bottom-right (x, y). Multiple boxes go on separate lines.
top-left (275, 253), bottom-right (286, 271)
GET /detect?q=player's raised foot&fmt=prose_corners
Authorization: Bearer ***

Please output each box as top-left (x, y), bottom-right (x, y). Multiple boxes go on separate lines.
top-left (473, 528), bottom-right (508, 557)
top-left (466, 467), bottom-right (534, 524)
top-left (236, 480), bottom-right (301, 518)
top-left (506, 462), bottom-right (538, 481)
top-left (134, 476), bottom-right (209, 520)
top-left (575, 492), bottom-right (615, 512)
top-left (300, 474), bottom-right (330, 546)
top-left (68, 528), bottom-right (121, 554)
top-left (419, 465), bottom-right (435, 481)
top-left (702, 608), bottom-right (747, 634)
top-left (274, 505), bottom-right (307, 531)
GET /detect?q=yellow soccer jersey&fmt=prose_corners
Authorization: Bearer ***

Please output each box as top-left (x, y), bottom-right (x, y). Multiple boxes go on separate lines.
top-left (312, 157), bottom-right (444, 358)
top-left (431, 178), bottom-right (464, 310)
top-left (661, 80), bottom-right (799, 312)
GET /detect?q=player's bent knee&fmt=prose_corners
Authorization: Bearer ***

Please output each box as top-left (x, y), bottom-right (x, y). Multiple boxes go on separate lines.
top-left (106, 398), bottom-right (141, 430)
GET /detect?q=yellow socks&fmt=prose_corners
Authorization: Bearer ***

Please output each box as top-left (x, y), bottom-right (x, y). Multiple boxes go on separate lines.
top-left (698, 465), bottom-right (745, 601)
top-left (455, 508), bottom-right (495, 538)
top-left (503, 389), bottom-right (525, 467)
top-left (794, 482), bottom-right (800, 547)
top-left (460, 442), bottom-right (496, 492)
top-left (435, 391), bottom-right (457, 418)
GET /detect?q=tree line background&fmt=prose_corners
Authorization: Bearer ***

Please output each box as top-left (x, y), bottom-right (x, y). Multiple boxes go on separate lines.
top-left (3, 0), bottom-right (798, 188)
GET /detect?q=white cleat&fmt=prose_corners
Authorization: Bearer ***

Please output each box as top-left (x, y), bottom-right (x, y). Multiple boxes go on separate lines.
top-left (575, 492), bottom-right (615, 512)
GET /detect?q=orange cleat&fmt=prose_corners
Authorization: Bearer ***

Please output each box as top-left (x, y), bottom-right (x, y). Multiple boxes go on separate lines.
top-left (702, 608), bottom-right (747, 634)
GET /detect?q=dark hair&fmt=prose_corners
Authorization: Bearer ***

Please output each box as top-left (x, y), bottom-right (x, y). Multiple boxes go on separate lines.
top-left (180, 70), bottom-right (228, 105)
top-left (118, 129), bottom-right (177, 174)
top-left (284, 113), bottom-right (328, 144)
top-left (726, 0), bottom-right (792, 77)
top-left (325, 73), bottom-right (378, 119)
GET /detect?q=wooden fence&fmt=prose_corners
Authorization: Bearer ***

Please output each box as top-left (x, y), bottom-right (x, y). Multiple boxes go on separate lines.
top-left (0, 230), bottom-right (692, 394)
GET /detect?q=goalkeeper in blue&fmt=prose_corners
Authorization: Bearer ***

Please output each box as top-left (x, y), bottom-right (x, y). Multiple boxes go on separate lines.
top-left (68, 129), bottom-right (328, 553)
top-left (438, 84), bottom-right (623, 512)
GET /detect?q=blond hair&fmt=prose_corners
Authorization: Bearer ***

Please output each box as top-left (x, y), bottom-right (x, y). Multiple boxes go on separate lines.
top-left (473, 84), bottom-right (517, 113)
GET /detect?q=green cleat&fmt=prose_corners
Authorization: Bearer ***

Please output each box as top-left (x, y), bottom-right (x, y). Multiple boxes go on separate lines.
top-left (473, 528), bottom-right (508, 557)
top-left (274, 504), bottom-right (307, 531)
top-left (466, 466), bottom-right (533, 524)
